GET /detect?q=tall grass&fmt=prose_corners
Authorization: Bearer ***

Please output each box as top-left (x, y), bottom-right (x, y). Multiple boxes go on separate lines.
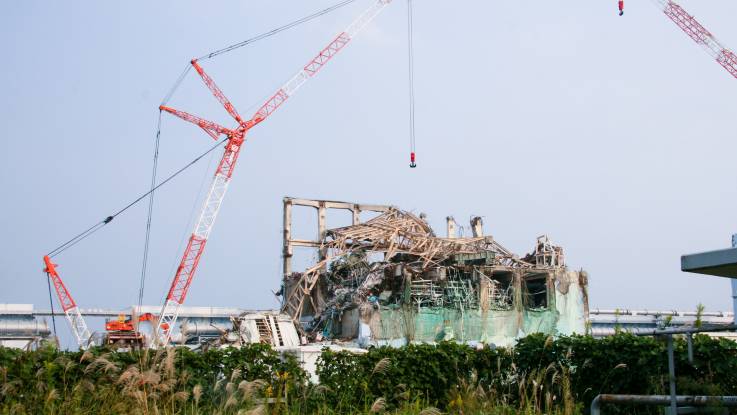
top-left (0, 346), bottom-right (269, 415)
top-left (3, 333), bottom-right (735, 414)
top-left (0, 345), bottom-right (583, 414)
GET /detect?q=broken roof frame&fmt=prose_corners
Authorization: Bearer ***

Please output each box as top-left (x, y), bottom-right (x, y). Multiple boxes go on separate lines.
top-left (280, 197), bottom-right (563, 328)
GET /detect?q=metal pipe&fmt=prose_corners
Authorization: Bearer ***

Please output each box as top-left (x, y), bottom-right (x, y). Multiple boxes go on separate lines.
top-left (686, 333), bottom-right (693, 364)
top-left (633, 324), bottom-right (737, 336)
top-left (590, 309), bottom-right (679, 316)
top-left (679, 311), bottom-right (730, 317)
top-left (179, 321), bottom-right (230, 336)
top-left (590, 394), bottom-right (737, 415)
top-left (589, 309), bottom-right (733, 317)
top-left (0, 319), bottom-right (50, 336)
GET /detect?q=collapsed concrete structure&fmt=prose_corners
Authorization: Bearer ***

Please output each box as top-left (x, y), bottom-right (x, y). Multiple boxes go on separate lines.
top-left (279, 197), bottom-right (589, 347)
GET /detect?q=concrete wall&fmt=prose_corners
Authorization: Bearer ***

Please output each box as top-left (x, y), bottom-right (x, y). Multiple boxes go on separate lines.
top-left (347, 270), bottom-right (588, 348)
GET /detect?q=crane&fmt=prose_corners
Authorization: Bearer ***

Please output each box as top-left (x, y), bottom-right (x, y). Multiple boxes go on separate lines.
top-left (621, 0), bottom-right (737, 79)
top-left (42, 256), bottom-right (94, 349)
top-left (154, 0), bottom-right (393, 346)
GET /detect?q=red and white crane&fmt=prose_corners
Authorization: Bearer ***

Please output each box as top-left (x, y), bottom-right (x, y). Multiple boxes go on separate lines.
top-left (42, 256), bottom-right (94, 349)
top-left (155, 0), bottom-right (393, 346)
top-left (621, 0), bottom-right (737, 79)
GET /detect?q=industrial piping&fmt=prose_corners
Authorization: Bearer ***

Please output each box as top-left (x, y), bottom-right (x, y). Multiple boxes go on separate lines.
top-left (590, 394), bottom-right (737, 414)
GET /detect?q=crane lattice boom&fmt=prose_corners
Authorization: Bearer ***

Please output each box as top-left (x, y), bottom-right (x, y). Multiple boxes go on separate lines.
top-left (651, 0), bottom-right (737, 78)
top-left (43, 256), bottom-right (94, 349)
top-left (155, 0), bottom-right (393, 347)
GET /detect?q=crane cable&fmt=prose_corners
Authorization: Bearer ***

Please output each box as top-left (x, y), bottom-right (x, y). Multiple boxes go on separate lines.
top-left (137, 111), bottom-right (162, 309)
top-left (45, 137), bottom-right (228, 259)
top-left (407, 0), bottom-right (417, 168)
top-left (133, 0), bottom-right (361, 308)
top-left (46, 0), bottom-right (361, 262)
top-left (43, 0), bottom-right (377, 340)
top-left (46, 276), bottom-right (58, 343)
top-left (197, 0), bottom-right (359, 61)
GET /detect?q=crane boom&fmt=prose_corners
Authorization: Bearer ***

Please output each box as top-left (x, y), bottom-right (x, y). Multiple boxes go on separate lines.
top-left (155, 0), bottom-right (393, 347)
top-left (649, 0), bottom-right (737, 79)
top-left (159, 106), bottom-right (235, 140)
top-left (253, 0), bottom-right (392, 122)
top-left (43, 256), bottom-right (94, 349)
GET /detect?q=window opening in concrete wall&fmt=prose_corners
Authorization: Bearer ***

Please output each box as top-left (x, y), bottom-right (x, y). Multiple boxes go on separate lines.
top-left (444, 268), bottom-right (478, 310)
top-left (291, 247), bottom-right (320, 274)
top-left (326, 208), bottom-right (353, 230)
top-left (481, 270), bottom-right (514, 311)
top-left (524, 273), bottom-right (548, 310)
top-left (290, 205), bottom-right (319, 242)
top-left (410, 277), bottom-right (444, 309)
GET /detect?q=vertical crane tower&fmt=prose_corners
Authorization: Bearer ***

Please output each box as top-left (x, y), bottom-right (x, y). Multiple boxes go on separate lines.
top-left (155, 0), bottom-right (393, 346)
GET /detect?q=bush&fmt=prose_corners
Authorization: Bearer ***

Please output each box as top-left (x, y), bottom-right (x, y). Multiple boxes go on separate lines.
top-left (0, 342), bottom-right (304, 414)
top-left (1, 334), bottom-right (735, 414)
top-left (316, 334), bottom-right (737, 414)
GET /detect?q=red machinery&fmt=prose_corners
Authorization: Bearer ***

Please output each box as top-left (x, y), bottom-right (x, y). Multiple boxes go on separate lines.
top-left (42, 256), bottom-right (94, 349)
top-left (104, 313), bottom-right (154, 347)
top-left (154, 0), bottom-right (394, 346)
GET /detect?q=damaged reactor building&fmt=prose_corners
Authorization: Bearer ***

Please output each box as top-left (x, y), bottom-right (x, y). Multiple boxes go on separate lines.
top-left (279, 197), bottom-right (589, 348)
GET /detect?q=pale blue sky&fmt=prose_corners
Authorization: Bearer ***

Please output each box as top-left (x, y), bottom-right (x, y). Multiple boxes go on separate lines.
top-left (2, 0), bottom-right (736, 349)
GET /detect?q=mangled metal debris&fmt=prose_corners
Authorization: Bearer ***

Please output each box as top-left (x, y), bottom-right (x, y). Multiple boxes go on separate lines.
top-left (280, 197), bottom-right (589, 347)
top-left (226, 311), bottom-right (301, 348)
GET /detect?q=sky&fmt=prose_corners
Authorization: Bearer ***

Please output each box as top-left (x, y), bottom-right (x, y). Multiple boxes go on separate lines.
top-left (1, 0), bottom-right (736, 349)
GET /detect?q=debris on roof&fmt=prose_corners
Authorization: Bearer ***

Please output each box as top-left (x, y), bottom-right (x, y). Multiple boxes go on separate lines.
top-left (279, 197), bottom-right (589, 347)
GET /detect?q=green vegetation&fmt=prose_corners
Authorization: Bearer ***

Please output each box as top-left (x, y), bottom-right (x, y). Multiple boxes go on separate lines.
top-left (1, 334), bottom-right (736, 414)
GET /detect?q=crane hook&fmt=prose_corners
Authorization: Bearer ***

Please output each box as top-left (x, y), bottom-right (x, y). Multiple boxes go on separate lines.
top-left (409, 152), bottom-right (416, 168)
top-left (618, 0), bottom-right (624, 16)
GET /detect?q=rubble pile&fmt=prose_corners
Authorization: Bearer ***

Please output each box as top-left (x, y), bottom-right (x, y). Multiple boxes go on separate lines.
top-left (279, 201), bottom-right (589, 347)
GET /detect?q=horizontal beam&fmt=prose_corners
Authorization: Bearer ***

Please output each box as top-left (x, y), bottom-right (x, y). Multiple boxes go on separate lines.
top-left (288, 239), bottom-right (322, 248)
top-left (681, 247), bottom-right (737, 278)
top-left (284, 196), bottom-right (390, 213)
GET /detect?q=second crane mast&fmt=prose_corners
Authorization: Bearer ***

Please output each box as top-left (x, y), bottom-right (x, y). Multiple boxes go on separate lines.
top-left (155, 0), bottom-right (393, 346)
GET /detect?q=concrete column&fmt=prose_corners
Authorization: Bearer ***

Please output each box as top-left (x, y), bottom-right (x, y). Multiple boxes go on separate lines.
top-left (318, 202), bottom-right (327, 262)
top-left (471, 216), bottom-right (484, 237)
top-left (352, 205), bottom-right (360, 225)
top-left (282, 199), bottom-right (293, 277)
top-left (446, 216), bottom-right (457, 239)
top-left (732, 234), bottom-right (737, 325)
